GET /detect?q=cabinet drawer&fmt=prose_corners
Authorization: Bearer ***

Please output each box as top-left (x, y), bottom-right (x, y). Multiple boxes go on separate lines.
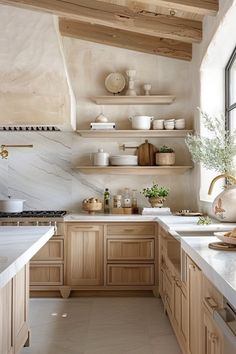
top-left (202, 275), bottom-right (224, 314)
top-left (30, 264), bottom-right (63, 285)
top-left (107, 264), bottom-right (154, 286)
top-left (31, 239), bottom-right (64, 261)
top-left (106, 223), bottom-right (155, 236)
top-left (107, 238), bottom-right (154, 261)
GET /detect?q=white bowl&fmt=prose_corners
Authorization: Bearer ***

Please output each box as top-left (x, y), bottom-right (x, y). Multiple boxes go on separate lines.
top-left (175, 119), bottom-right (185, 123)
top-left (110, 155), bottom-right (138, 166)
top-left (175, 125), bottom-right (185, 130)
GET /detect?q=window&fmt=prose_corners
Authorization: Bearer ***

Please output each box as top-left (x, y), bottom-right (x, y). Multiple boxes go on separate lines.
top-left (225, 46), bottom-right (236, 132)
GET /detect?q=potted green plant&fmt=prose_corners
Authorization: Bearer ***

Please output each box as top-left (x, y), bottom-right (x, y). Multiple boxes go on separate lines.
top-left (185, 110), bottom-right (236, 221)
top-left (156, 145), bottom-right (175, 166)
top-left (142, 182), bottom-right (169, 207)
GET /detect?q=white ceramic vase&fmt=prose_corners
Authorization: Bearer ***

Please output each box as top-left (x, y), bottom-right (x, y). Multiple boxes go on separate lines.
top-left (209, 174), bottom-right (236, 222)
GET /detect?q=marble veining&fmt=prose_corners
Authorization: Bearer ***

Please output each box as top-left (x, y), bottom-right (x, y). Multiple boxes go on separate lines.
top-left (0, 226), bottom-right (54, 288)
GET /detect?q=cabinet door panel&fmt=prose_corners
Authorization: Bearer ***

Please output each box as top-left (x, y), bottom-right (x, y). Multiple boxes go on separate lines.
top-left (187, 257), bottom-right (202, 354)
top-left (203, 311), bottom-right (222, 354)
top-left (13, 265), bottom-right (29, 354)
top-left (181, 288), bottom-right (188, 342)
top-left (174, 280), bottom-right (182, 328)
top-left (67, 225), bottom-right (103, 286)
top-left (0, 280), bottom-right (13, 354)
top-left (165, 270), bottom-right (174, 315)
top-left (107, 264), bottom-right (154, 286)
top-left (31, 239), bottom-right (63, 261)
top-left (30, 264), bottom-right (63, 285)
top-left (107, 238), bottom-right (154, 261)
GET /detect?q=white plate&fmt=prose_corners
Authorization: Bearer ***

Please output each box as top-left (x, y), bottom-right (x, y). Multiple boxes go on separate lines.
top-left (105, 73), bottom-right (126, 94)
top-left (110, 155), bottom-right (138, 166)
top-left (214, 232), bottom-right (236, 245)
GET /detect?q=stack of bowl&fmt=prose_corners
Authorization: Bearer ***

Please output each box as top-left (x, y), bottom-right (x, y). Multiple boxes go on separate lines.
top-left (164, 119), bottom-right (175, 130)
top-left (175, 119), bottom-right (185, 129)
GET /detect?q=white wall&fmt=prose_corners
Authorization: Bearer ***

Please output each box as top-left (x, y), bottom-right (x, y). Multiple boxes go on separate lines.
top-left (190, 0), bottom-right (236, 213)
top-left (0, 5), bottom-right (196, 212)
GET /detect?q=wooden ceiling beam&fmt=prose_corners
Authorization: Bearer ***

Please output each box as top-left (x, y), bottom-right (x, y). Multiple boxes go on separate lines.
top-left (0, 0), bottom-right (202, 43)
top-left (59, 18), bottom-right (192, 61)
top-left (106, 0), bottom-right (219, 16)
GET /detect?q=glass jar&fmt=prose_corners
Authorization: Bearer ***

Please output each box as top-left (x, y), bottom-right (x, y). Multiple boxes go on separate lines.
top-left (113, 195), bottom-right (122, 208)
top-left (123, 188), bottom-right (131, 208)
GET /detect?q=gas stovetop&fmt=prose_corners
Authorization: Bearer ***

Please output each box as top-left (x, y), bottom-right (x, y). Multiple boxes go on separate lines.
top-left (0, 210), bottom-right (67, 218)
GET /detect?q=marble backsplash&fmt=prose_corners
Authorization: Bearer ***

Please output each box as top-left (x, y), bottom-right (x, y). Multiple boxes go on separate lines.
top-left (0, 131), bottom-right (196, 212)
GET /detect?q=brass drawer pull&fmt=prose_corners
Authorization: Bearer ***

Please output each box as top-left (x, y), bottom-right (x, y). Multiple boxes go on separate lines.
top-left (203, 296), bottom-right (218, 311)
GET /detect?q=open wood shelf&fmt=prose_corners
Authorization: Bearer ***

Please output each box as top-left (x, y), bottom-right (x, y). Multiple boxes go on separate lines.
top-left (77, 129), bottom-right (192, 138)
top-left (92, 95), bottom-right (176, 105)
top-left (76, 166), bottom-right (193, 175)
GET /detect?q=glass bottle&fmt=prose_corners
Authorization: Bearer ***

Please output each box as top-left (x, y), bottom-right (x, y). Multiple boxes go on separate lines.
top-left (104, 188), bottom-right (110, 214)
top-left (113, 195), bottom-right (122, 208)
top-left (123, 188), bottom-right (131, 208)
top-left (132, 189), bottom-right (139, 214)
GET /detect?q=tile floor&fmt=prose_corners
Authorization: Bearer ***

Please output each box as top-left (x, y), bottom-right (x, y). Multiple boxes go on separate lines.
top-left (21, 297), bottom-right (182, 354)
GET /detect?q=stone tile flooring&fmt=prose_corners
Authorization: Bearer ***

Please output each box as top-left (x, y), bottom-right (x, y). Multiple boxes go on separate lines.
top-left (21, 297), bottom-right (182, 354)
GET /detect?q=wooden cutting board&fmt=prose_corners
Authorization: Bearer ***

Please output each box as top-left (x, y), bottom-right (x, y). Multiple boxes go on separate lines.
top-left (137, 140), bottom-right (156, 166)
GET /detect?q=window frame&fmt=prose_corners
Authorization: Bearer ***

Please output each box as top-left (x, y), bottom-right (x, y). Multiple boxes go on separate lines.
top-left (225, 46), bottom-right (236, 130)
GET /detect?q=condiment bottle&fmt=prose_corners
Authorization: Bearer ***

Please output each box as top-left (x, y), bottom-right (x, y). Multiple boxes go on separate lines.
top-left (132, 189), bottom-right (139, 214)
top-left (104, 188), bottom-right (110, 214)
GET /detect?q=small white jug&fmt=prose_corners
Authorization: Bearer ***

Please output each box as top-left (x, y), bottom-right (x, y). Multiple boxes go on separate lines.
top-left (93, 149), bottom-right (109, 166)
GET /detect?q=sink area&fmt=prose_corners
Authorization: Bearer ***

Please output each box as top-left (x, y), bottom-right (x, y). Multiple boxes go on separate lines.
top-left (177, 230), bottom-right (219, 237)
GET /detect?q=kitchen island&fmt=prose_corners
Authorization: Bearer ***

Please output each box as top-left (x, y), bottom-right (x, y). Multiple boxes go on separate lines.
top-left (0, 226), bottom-right (54, 354)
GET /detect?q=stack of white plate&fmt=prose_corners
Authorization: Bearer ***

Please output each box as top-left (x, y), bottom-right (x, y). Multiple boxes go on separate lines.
top-left (110, 155), bottom-right (138, 166)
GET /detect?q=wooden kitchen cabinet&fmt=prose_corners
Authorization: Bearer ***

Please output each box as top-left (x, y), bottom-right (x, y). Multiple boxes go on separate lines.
top-left (0, 264), bottom-right (29, 354)
top-left (187, 256), bottom-right (202, 354)
top-left (105, 223), bottom-right (157, 290)
top-left (66, 224), bottom-right (104, 286)
top-left (30, 222), bottom-right (65, 295)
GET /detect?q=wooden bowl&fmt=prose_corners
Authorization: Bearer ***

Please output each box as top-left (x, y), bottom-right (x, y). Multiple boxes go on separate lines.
top-left (82, 201), bottom-right (103, 214)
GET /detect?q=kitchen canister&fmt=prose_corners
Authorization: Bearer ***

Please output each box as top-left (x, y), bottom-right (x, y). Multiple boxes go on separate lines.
top-left (93, 148), bottom-right (109, 166)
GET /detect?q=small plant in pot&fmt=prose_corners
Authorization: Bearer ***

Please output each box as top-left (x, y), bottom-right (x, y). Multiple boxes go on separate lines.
top-left (142, 182), bottom-right (169, 207)
top-left (156, 145), bottom-right (175, 166)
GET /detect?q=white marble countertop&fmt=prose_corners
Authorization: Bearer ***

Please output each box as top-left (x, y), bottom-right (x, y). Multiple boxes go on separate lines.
top-left (0, 226), bottom-right (54, 288)
top-left (64, 213), bottom-right (236, 233)
top-left (181, 236), bottom-right (236, 309)
top-left (64, 213), bottom-right (158, 222)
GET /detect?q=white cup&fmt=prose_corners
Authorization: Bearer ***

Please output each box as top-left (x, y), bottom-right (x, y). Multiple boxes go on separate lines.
top-left (153, 119), bottom-right (164, 130)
